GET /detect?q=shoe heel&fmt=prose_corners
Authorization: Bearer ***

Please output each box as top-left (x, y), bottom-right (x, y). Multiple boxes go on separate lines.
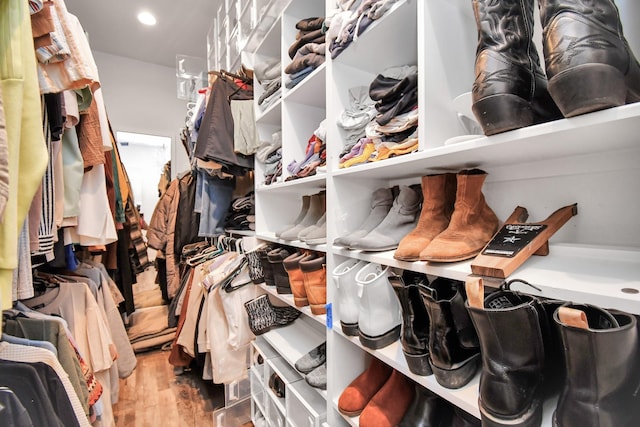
top-left (294, 297), bottom-right (309, 307)
top-left (404, 352), bottom-right (432, 376)
top-left (341, 322), bottom-right (359, 336)
top-left (548, 63), bottom-right (626, 117)
top-left (472, 94), bottom-right (534, 135)
top-left (358, 325), bottom-right (401, 350)
top-left (310, 303), bottom-right (326, 315)
top-left (480, 400), bottom-right (542, 427)
top-left (430, 353), bottom-right (480, 389)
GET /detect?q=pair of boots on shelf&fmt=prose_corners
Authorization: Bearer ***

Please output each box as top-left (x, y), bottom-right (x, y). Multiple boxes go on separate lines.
top-left (294, 341), bottom-right (326, 390)
top-left (466, 278), bottom-right (640, 427)
top-left (283, 251), bottom-right (327, 315)
top-left (395, 169), bottom-right (498, 262)
top-left (338, 358), bottom-right (480, 427)
top-left (333, 261), bottom-right (403, 350)
top-left (277, 191), bottom-right (326, 245)
top-left (334, 185), bottom-right (423, 252)
top-left (471, 0), bottom-right (640, 136)
top-left (392, 271), bottom-right (481, 388)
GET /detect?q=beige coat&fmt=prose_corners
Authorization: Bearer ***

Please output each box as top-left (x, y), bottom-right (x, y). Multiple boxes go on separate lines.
top-left (147, 178), bottom-right (181, 298)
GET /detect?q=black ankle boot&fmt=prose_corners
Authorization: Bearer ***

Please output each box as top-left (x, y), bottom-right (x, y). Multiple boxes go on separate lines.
top-left (471, 0), bottom-right (562, 135)
top-left (421, 278), bottom-right (480, 389)
top-left (553, 304), bottom-right (640, 427)
top-left (466, 283), bottom-right (554, 427)
top-left (538, 0), bottom-right (640, 117)
top-left (267, 247), bottom-right (292, 294)
top-left (257, 245), bottom-right (275, 286)
top-left (390, 271), bottom-right (432, 376)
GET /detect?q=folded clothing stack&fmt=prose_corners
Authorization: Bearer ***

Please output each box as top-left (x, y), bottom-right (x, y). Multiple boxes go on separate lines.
top-left (327, 0), bottom-right (401, 59)
top-left (285, 17), bottom-right (326, 89)
top-left (255, 57), bottom-right (282, 111)
top-left (285, 120), bottom-right (327, 181)
top-left (224, 192), bottom-right (255, 231)
top-left (338, 65), bottom-right (419, 168)
top-left (256, 131), bottom-right (283, 186)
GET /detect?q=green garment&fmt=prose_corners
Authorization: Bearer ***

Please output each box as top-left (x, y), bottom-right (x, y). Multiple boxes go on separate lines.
top-left (3, 316), bottom-right (90, 415)
top-left (0, 0), bottom-right (49, 309)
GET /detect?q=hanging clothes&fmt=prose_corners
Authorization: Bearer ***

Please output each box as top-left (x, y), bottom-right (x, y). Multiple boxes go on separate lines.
top-left (194, 74), bottom-right (254, 176)
top-left (0, 0), bottom-right (49, 310)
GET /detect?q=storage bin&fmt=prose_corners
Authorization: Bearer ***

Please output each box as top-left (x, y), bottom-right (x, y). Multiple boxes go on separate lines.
top-left (212, 396), bottom-right (251, 427)
top-left (266, 390), bottom-right (285, 427)
top-left (285, 381), bottom-right (327, 427)
top-left (252, 336), bottom-right (281, 382)
top-left (250, 366), bottom-right (266, 415)
top-left (225, 375), bottom-right (251, 407)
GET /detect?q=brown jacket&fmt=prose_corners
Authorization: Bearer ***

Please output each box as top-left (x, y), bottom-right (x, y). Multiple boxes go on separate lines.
top-left (147, 178), bottom-right (180, 298)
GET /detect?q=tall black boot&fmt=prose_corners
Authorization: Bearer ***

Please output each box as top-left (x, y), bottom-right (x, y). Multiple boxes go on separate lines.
top-left (466, 281), bottom-right (558, 427)
top-left (553, 304), bottom-right (640, 427)
top-left (421, 277), bottom-right (480, 389)
top-left (471, 0), bottom-right (562, 135)
top-left (539, 0), bottom-right (640, 117)
top-left (389, 271), bottom-right (432, 376)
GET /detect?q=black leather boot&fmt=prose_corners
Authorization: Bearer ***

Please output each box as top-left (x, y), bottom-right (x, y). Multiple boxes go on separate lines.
top-left (471, 0), bottom-right (562, 135)
top-left (452, 407), bottom-right (481, 427)
top-left (267, 247), bottom-right (292, 294)
top-left (553, 304), bottom-right (640, 427)
top-left (389, 271), bottom-right (432, 376)
top-left (539, 0), bottom-right (640, 117)
top-left (466, 283), bottom-right (555, 427)
top-left (398, 384), bottom-right (453, 427)
top-left (421, 278), bottom-right (480, 389)
top-left (257, 245), bottom-right (275, 286)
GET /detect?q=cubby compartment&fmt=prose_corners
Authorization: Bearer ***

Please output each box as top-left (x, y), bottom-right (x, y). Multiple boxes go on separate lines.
top-left (286, 380), bottom-right (327, 427)
top-left (212, 396), bottom-right (252, 427)
top-left (225, 376), bottom-right (252, 407)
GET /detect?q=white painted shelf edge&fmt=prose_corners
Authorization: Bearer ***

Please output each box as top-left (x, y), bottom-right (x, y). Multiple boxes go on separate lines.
top-left (255, 173), bottom-right (326, 192)
top-left (257, 232), bottom-right (328, 253)
top-left (261, 314), bottom-right (326, 369)
top-left (333, 243), bottom-right (640, 315)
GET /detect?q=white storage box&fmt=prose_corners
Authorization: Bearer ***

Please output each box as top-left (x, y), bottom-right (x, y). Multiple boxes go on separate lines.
top-left (285, 381), bottom-right (327, 427)
top-left (212, 396), bottom-right (251, 427)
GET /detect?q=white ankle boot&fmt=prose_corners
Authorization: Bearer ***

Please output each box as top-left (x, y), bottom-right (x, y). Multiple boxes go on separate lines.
top-left (332, 259), bottom-right (368, 336)
top-left (355, 263), bottom-right (402, 349)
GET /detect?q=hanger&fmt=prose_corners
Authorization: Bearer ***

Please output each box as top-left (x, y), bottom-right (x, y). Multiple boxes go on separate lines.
top-left (186, 244), bottom-right (224, 266)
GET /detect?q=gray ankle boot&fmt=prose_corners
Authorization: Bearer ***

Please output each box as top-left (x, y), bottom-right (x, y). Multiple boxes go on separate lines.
top-left (334, 187), bottom-right (395, 247)
top-left (350, 185), bottom-right (422, 251)
top-left (280, 192), bottom-right (325, 241)
top-left (276, 195), bottom-right (310, 237)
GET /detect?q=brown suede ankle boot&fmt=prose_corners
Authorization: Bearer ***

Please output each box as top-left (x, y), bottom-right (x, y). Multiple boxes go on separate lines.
top-left (420, 169), bottom-right (499, 262)
top-left (300, 254), bottom-right (326, 315)
top-left (359, 370), bottom-right (415, 427)
top-left (338, 358), bottom-right (393, 417)
top-left (394, 173), bottom-right (456, 261)
top-left (283, 252), bottom-right (315, 307)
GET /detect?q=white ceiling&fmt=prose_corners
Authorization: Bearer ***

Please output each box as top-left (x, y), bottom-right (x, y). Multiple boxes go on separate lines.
top-left (64, 0), bottom-right (222, 68)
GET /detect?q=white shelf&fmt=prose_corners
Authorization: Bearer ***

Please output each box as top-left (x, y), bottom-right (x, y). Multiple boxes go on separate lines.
top-left (259, 283), bottom-right (328, 327)
top-left (256, 173), bottom-right (326, 193)
top-left (333, 0), bottom-right (417, 72)
top-left (224, 229), bottom-right (256, 237)
top-left (333, 243), bottom-right (640, 315)
top-left (332, 103), bottom-right (640, 180)
top-left (256, 97), bottom-right (282, 125)
top-left (283, 63), bottom-right (327, 108)
top-left (257, 232), bottom-right (327, 253)
top-left (261, 313), bottom-right (326, 369)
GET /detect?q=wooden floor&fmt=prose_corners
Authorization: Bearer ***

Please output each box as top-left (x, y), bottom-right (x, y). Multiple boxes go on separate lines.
top-left (113, 349), bottom-right (226, 427)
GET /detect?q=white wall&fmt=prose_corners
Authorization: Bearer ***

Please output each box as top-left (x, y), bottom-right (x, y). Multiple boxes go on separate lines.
top-left (92, 51), bottom-right (191, 178)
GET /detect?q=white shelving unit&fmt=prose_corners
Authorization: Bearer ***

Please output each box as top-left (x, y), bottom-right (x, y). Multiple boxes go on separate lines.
top-left (235, 0), bottom-right (640, 426)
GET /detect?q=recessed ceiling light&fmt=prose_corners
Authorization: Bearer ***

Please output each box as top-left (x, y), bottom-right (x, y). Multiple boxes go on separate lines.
top-left (137, 11), bottom-right (156, 26)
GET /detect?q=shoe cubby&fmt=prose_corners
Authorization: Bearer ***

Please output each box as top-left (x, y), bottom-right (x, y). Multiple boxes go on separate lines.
top-left (286, 380), bottom-right (327, 427)
top-left (241, 0), bottom-right (640, 425)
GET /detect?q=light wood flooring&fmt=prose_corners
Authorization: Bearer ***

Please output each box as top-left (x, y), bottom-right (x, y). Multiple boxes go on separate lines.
top-left (113, 349), bottom-right (225, 426)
